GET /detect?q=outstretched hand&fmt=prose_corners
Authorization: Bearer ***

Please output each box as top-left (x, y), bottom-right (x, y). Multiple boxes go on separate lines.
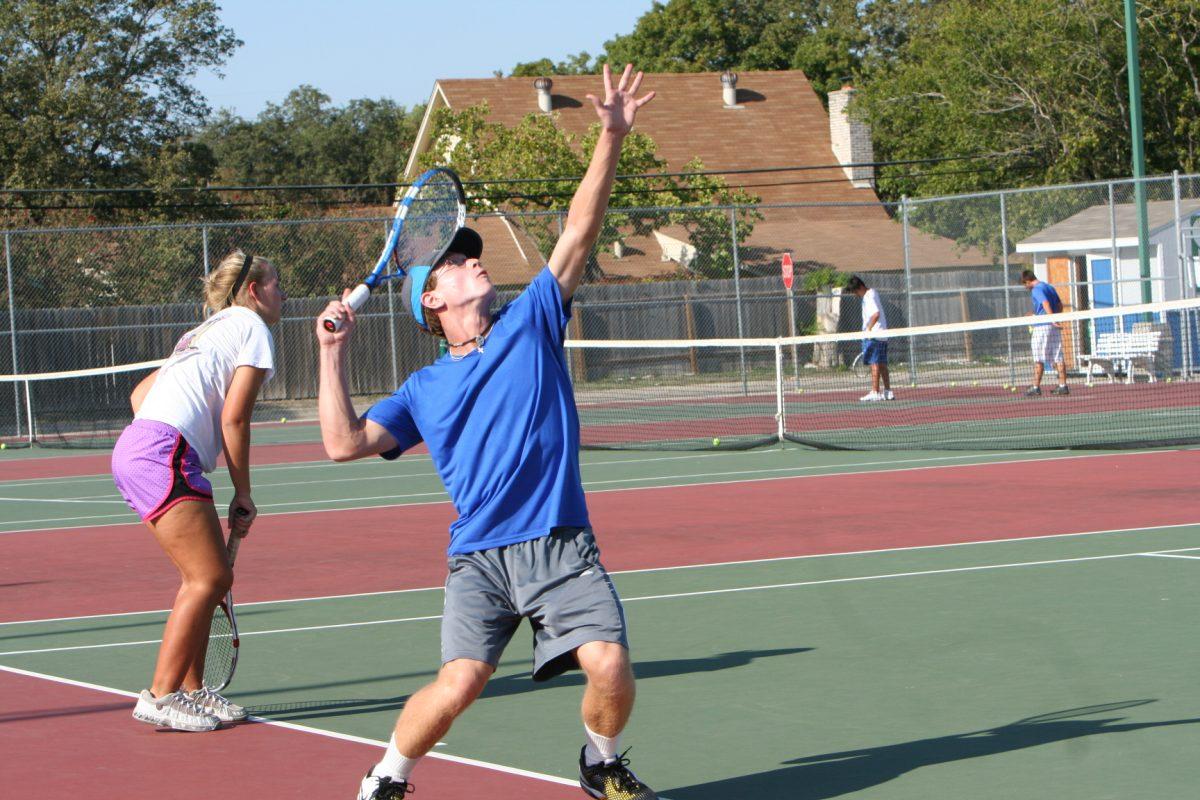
top-left (586, 63), bottom-right (655, 137)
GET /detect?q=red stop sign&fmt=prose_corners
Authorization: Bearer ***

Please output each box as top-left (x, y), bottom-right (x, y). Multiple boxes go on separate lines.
top-left (781, 252), bottom-right (794, 289)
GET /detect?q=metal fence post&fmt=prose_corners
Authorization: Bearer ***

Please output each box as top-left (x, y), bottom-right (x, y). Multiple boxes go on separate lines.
top-left (386, 268), bottom-right (399, 387)
top-left (1000, 193), bottom-right (1016, 387)
top-left (4, 232), bottom-right (20, 438)
top-left (729, 207), bottom-right (747, 394)
top-left (1109, 182), bottom-right (1124, 334)
top-left (901, 196), bottom-right (917, 383)
top-left (1173, 170), bottom-right (1192, 378)
top-left (202, 225), bottom-right (211, 277)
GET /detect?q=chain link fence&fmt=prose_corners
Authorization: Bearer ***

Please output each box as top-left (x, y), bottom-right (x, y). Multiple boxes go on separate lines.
top-left (2, 172), bottom-right (1198, 441)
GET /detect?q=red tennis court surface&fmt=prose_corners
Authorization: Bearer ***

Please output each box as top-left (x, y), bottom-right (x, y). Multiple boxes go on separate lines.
top-left (0, 668), bottom-right (577, 799)
top-left (2, 450), bottom-right (1195, 622)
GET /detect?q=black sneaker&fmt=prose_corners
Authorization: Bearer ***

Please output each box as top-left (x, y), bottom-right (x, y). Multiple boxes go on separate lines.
top-left (1051, 385), bottom-right (1070, 396)
top-left (1024, 386), bottom-right (1042, 397)
top-left (356, 769), bottom-right (413, 799)
top-left (579, 747), bottom-right (657, 800)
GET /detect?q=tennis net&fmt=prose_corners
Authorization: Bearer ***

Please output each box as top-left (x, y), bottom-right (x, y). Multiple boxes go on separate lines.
top-left (1, 297), bottom-right (1197, 452)
top-left (565, 297), bottom-right (1200, 451)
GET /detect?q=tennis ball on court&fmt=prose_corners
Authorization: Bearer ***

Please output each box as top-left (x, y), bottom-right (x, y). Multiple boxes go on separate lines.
top-left (279, 416), bottom-right (288, 423)
top-left (1010, 386), bottom-right (1018, 393)
top-left (909, 382), bottom-right (916, 388)
top-left (972, 381), bottom-right (979, 387)
top-left (950, 382), bottom-right (957, 387)
top-left (0, 443), bottom-right (6, 450)
top-left (712, 437), bottom-right (721, 446)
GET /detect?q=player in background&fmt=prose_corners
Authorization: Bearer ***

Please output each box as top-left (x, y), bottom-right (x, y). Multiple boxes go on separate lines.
top-left (845, 275), bottom-right (894, 402)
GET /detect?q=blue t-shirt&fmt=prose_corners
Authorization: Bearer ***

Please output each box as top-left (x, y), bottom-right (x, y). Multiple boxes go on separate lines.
top-left (1030, 281), bottom-right (1062, 325)
top-left (365, 267), bottom-right (589, 555)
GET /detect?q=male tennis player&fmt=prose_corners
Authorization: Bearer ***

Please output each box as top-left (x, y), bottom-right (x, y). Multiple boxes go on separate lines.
top-left (317, 64), bottom-right (658, 800)
top-left (1020, 269), bottom-right (1069, 396)
top-left (845, 275), bottom-right (894, 401)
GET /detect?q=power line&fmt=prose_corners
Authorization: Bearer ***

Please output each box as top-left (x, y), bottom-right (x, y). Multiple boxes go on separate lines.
top-left (0, 152), bottom-right (1024, 197)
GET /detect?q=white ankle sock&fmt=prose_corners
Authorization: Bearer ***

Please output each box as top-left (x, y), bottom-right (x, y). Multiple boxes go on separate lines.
top-left (376, 734), bottom-right (419, 782)
top-left (584, 724), bottom-right (621, 765)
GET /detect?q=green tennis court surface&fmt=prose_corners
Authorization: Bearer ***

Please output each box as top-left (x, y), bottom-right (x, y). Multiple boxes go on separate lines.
top-left (4, 514), bottom-right (1198, 797)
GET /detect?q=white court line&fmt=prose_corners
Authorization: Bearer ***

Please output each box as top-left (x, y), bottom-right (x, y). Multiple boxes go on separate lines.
top-left (0, 445), bottom-right (786, 489)
top-left (0, 664), bottom-right (578, 788)
top-left (1, 446), bottom-right (1176, 532)
top-left (0, 451), bottom-right (1032, 505)
top-left (4, 520), bottom-right (1198, 627)
top-left (1139, 552), bottom-right (1200, 561)
top-left (6, 546), bottom-right (1196, 657)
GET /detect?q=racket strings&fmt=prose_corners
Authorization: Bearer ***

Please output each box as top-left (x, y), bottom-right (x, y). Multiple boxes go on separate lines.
top-left (394, 177), bottom-right (465, 270)
top-left (203, 600), bottom-right (237, 691)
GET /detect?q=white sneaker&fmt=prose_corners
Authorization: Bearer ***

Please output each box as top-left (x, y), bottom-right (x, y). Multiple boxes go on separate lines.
top-left (357, 769), bottom-right (412, 799)
top-left (189, 686), bottom-right (248, 722)
top-left (859, 391), bottom-right (883, 402)
top-left (132, 689), bottom-right (220, 732)
top-left (883, 389), bottom-right (895, 401)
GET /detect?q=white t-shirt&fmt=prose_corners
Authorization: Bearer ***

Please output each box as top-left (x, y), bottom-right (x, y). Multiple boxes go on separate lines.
top-left (861, 288), bottom-right (888, 332)
top-left (137, 306), bottom-right (275, 472)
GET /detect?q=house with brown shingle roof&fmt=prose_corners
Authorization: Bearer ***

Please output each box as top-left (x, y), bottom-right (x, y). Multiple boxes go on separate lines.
top-left (405, 70), bottom-right (992, 286)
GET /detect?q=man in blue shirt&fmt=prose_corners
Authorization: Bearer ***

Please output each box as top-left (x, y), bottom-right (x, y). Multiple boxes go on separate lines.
top-left (1021, 269), bottom-right (1069, 396)
top-left (317, 64), bottom-right (657, 800)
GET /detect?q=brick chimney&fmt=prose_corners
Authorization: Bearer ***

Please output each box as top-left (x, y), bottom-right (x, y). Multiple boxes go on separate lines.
top-left (827, 84), bottom-right (874, 189)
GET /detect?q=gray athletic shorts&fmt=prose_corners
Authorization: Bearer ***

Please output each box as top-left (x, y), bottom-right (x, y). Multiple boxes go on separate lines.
top-left (441, 526), bottom-right (629, 682)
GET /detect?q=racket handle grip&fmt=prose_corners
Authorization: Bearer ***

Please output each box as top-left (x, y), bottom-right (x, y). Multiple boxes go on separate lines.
top-left (322, 284), bottom-right (372, 332)
top-left (227, 532), bottom-right (241, 565)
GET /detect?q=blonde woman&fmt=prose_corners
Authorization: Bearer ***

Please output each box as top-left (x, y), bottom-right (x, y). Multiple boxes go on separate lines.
top-left (111, 251), bottom-right (284, 731)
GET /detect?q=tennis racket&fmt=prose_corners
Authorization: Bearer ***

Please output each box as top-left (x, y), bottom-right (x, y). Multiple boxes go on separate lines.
top-left (322, 167), bottom-right (467, 332)
top-left (203, 524), bottom-right (244, 692)
top-left (851, 349), bottom-right (866, 378)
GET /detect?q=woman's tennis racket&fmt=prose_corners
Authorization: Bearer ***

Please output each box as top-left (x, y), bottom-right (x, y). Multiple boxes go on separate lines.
top-left (203, 530), bottom-right (242, 692)
top-left (322, 167), bottom-right (467, 332)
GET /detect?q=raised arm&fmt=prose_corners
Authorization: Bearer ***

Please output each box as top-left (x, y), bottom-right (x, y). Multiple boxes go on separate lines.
top-left (315, 291), bottom-right (400, 462)
top-left (548, 63), bottom-right (655, 301)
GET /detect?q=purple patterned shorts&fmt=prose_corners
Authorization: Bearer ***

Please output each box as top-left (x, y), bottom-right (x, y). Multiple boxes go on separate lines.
top-left (112, 419), bottom-right (213, 522)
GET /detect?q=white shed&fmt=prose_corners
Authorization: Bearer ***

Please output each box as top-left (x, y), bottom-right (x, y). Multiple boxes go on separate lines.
top-left (1015, 199), bottom-right (1200, 371)
top-left (1015, 199), bottom-right (1200, 308)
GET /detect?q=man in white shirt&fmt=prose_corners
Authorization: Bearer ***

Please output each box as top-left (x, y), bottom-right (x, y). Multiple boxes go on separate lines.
top-left (845, 276), bottom-right (894, 401)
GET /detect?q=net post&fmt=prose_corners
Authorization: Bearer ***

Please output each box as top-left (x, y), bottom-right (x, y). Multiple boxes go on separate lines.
top-left (23, 379), bottom-right (33, 446)
top-left (774, 342), bottom-right (785, 442)
top-left (901, 196), bottom-right (917, 384)
top-left (729, 208), bottom-right (748, 395)
top-left (1000, 192), bottom-right (1016, 387)
top-left (1173, 170), bottom-right (1191, 379)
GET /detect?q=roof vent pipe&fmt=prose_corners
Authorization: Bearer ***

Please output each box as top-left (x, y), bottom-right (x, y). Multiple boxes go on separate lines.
top-left (720, 71), bottom-right (738, 107)
top-left (534, 77), bottom-right (553, 113)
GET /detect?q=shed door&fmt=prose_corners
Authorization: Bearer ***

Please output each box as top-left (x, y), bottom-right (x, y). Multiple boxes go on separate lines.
top-left (1046, 257), bottom-right (1079, 368)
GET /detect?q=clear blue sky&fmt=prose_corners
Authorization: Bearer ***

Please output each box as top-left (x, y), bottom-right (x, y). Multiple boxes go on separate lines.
top-left (191, 0), bottom-right (656, 118)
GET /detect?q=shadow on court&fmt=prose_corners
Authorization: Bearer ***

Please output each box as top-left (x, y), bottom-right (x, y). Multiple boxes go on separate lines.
top-left (665, 700), bottom-right (1200, 799)
top-left (249, 647), bottom-right (812, 721)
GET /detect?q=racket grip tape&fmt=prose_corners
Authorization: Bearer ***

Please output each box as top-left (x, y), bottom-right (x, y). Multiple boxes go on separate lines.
top-left (228, 507), bottom-right (250, 564)
top-left (322, 284), bottom-right (372, 332)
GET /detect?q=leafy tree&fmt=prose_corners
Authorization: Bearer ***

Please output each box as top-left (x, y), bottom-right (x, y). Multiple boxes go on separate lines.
top-left (857, 0), bottom-right (1200, 200)
top-left (600, 0), bottom-right (868, 99)
top-left (196, 86), bottom-right (423, 214)
top-left (0, 0), bottom-right (238, 215)
top-left (416, 102), bottom-right (759, 279)
top-left (508, 51), bottom-right (597, 77)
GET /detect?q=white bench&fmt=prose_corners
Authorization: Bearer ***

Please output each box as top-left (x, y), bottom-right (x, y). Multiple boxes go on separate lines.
top-left (1078, 330), bottom-right (1162, 386)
